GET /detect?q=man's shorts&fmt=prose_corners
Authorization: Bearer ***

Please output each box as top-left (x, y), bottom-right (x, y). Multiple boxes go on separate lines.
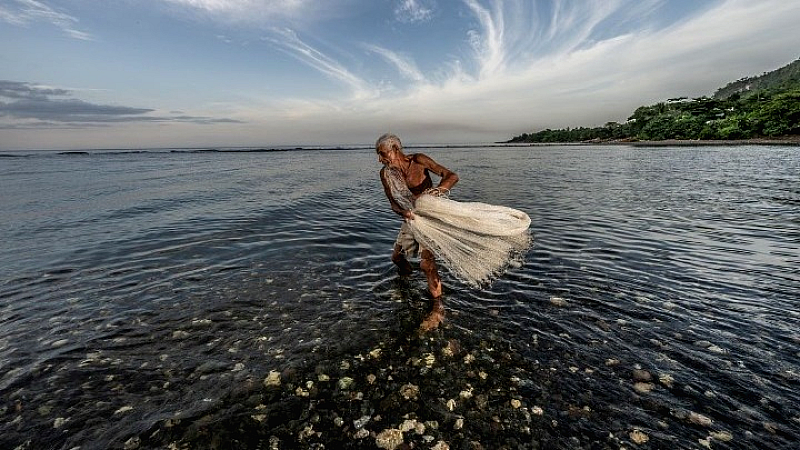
top-left (394, 221), bottom-right (428, 257)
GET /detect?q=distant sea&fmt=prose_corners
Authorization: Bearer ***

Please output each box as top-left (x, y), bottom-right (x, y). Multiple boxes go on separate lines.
top-left (1, 145), bottom-right (798, 449)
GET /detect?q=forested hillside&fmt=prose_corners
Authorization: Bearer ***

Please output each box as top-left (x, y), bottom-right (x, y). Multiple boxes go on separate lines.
top-left (507, 58), bottom-right (800, 143)
top-left (714, 58), bottom-right (800, 100)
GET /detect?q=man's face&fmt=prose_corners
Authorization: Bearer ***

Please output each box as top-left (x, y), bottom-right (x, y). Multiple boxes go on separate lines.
top-left (377, 145), bottom-right (396, 166)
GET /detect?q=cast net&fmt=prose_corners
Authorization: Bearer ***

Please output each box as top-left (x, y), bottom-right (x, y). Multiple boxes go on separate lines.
top-left (384, 167), bottom-right (532, 287)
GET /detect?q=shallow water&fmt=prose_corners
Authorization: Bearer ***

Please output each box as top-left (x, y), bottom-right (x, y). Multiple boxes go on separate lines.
top-left (1, 145), bottom-right (799, 449)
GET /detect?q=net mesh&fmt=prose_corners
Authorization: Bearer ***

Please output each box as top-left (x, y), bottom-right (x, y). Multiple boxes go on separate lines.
top-left (384, 167), bottom-right (532, 287)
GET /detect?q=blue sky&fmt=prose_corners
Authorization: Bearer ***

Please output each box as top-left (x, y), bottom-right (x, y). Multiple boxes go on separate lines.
top-left (1, 0), bottom-right (799, 150)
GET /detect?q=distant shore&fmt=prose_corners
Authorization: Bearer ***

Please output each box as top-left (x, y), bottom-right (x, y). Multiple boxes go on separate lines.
top-left (493, 136), bottom-right (800, 147)
top-left (2, 137), bottom-right (798, 155)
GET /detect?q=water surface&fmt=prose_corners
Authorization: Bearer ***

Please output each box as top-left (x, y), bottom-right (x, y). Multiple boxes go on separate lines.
top-left (1, 145), bottom-right (798, 449)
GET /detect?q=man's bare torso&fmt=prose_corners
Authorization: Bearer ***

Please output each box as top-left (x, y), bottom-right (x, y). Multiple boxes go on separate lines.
top-left (402, 154), bottom-right (434, 197)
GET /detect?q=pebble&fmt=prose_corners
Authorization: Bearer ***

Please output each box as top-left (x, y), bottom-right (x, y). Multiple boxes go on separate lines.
top-left (431, 441), bottom-right (450, 450)
top-left (633, 382), bottom-right (654, 394)
top-left (375, 428), bottom-right (404, 450)
top-left (337, 377), bottom-right (354, 390)
top-left (295, 387), bottom-right (309, 397)
top-left (399, 419), bottom-right (424, 434)
top-left (53, 417), bottom-right (69, 428)
top-left (264, 370), bottom-right (281, 387)
top-left (710, 430), bottom-right (733, 441)
top-left (51, 339), bottom-right (69, 348)
top-left (114, 406), bottom-right (134, 415)
top-left (353, 415), bottom-right (371, 429)
top-left (688, 412), bottom-right (713, 427)
top-left (510, 399), bottom-right (522, 408)
top-left (171, 330), bottom-right (190, 339)
top-left (532, 406), bottom-right (544, 415)
top-left (549, 296), bottom-right (568, 307)
top-left (658, 373), bottom-right (674, 388)
top-left (632, 369), bottom-right (652, 382)
top-left (399, 383), bottom-right (419, 400)
top-left (629, 429), bottom-right (649, 444)
top-left (124, 436), bottom-right (141, 449)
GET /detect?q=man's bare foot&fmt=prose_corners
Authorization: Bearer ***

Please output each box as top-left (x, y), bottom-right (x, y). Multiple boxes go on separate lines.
top-left (419, 299), bottom-right (445, 332)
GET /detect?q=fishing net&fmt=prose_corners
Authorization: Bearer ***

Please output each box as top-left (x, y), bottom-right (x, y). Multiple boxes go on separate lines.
top-left (384, 167), bottom-right (532, 287)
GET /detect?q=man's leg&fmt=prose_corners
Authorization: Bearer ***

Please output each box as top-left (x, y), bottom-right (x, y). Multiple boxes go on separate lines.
top-left (391, 244), bottom-right (413, 277)
top-left (419, 249), bottom-right (444, 331)
top-left (419, 249), bottom-right (442, 298)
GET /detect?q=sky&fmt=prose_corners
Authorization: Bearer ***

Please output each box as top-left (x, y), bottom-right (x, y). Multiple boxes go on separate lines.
top-left (1, 0), bottom-right (799, 150)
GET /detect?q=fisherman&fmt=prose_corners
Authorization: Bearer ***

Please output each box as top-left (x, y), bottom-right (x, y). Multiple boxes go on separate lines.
top-left (376, 133), bottom-right (458, 330)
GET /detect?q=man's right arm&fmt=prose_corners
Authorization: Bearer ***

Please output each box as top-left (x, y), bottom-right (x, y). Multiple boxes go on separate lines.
top-left (380, 168), bottom-right (414, 220)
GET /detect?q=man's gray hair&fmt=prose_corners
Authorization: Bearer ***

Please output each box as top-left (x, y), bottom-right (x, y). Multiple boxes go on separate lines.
top-left (376, 133), bottom-right (402, 151)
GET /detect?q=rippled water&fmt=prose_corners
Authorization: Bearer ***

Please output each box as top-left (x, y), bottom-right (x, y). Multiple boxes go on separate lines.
top-left (1, 145), bottom-right (798, 449)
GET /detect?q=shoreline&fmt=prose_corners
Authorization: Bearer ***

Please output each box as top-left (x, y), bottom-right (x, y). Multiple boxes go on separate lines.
top-left (493, 136), bottom-right (800, 147)
top-left (3, 137), bottom-right (798, 155)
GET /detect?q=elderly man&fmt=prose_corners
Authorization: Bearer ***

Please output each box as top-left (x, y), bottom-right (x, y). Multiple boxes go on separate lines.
top-left (376, 133), bottom-right (458, 330)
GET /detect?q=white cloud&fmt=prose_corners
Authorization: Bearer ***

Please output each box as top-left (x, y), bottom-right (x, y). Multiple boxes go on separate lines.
top-left (165, 0), bottom-right (309, 15)
top-left (4, 0), bottom-right (799, 149)
top-left (264, 28), bottom-right (377, 100)
top-left (161, 0), bottom-right (352, 26)
top-left (363, 44), bottom-right (426, 83)
top-left (237, 0), bottom-right (800, 145)
top-left (394, 0), bottom-right (434, 23)
top-left (0, 0), bottom-right (92, 40)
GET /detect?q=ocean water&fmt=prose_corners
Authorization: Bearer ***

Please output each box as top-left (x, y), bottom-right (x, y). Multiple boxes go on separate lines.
top-left (1, 145), bottom-right (798, 449)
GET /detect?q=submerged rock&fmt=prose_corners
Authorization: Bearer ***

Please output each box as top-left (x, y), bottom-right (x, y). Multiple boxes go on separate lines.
top-left (400, 383), bottom-right (419, 400)
top-left (338, 377), bottom-right (354, 390)
top-left (375, 428), bottom-right (404, 449)
top-left (632, 369), bottom-right (652, 382)
top-left (264, 370), bottom-right (281, 387)
top-left (710, 430), bottom-right (733, 442)
top-left (629, 429), bottom-right (649, 444)
top-left (689, 412), bottom-right (713, 427)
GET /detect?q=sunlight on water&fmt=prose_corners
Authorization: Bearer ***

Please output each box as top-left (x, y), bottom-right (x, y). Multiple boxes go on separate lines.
top-left (1, 146), bottom-right (798, 449)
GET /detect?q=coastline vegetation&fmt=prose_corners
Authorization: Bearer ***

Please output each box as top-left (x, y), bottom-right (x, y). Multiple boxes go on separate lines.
top-left (506, 58), bottom-right (800, 143)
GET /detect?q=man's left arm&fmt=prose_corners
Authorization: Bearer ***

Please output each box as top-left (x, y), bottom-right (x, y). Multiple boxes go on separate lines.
top-left (416, 154), bottom-right (459, 192)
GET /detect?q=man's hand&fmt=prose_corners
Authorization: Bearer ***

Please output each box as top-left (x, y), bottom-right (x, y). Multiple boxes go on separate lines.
top-left (402, 210), bottom-right (415, 221)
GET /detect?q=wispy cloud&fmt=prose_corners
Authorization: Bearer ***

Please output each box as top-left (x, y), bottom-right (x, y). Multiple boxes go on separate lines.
top-left (363, 44), bottom-right (426, 83)
top-left (0, 0), bottom-right (92, 40)
top-left (394, 0), bottom-right (434, 23)
top-left (264, 28), bottom-right (376, 99)
top-left (161, 0), bottom-right (352, 26)
top-left (0, 81), bottom-right (242, 128)
top-left (461, 0), bottom-right (636, 79)
top-left (164, 0), bottom-right (310, 16)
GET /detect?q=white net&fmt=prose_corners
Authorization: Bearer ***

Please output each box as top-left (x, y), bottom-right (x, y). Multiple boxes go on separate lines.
top-left (384, 167), bottom-right (532, 287)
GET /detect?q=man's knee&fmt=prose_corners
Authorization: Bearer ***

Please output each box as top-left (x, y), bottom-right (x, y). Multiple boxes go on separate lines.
top-left (420, 252), bottom-right (437, 273)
